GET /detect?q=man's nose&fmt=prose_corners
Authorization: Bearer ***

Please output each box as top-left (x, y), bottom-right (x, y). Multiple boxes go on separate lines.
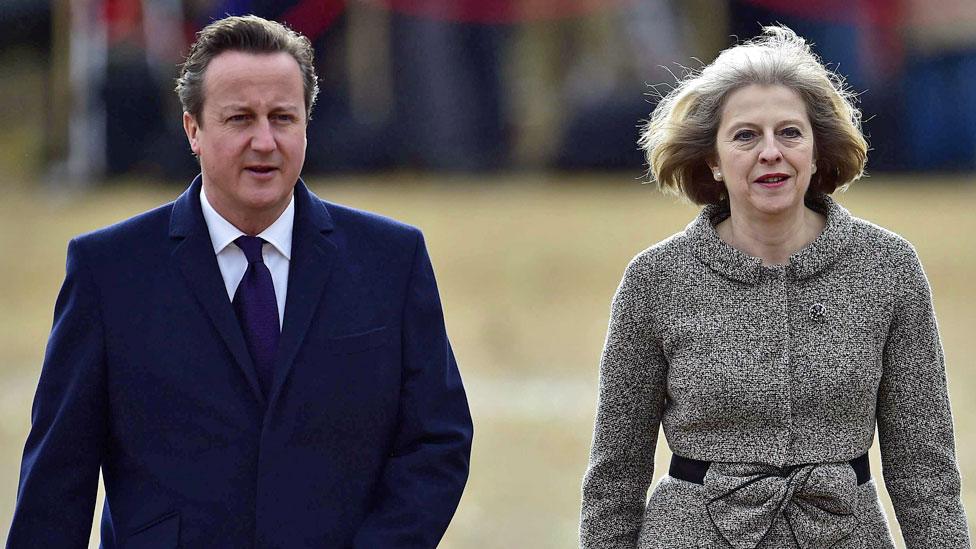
top-left (250, 119), bottom-right (277, 152)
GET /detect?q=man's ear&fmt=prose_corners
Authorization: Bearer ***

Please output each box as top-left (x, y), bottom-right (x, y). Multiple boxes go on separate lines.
top-left (183, 112), bottom-right (201, 155)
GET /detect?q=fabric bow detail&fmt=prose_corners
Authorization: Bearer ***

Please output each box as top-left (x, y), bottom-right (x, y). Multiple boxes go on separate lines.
top-left (704, 460), bottom-right (858, 549)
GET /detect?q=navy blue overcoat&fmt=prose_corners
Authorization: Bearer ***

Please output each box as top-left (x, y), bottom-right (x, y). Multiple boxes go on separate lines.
top-left (8, 177), bottom-right (473, 548)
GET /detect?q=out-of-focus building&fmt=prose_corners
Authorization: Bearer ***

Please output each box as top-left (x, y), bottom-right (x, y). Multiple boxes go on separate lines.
top-left (7, 0), bottom-right (976, 183)
top-left (901, 0), bottom-right (976, 170)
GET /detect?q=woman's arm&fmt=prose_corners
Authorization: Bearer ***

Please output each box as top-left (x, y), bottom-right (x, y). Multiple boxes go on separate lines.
top-left (876, 244), bottom-right (970, 548)
top-left (580, 258), bottom-right (668, 548)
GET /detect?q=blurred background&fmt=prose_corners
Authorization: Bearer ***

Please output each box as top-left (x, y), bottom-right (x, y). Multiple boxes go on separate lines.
top-left (0, 0), bottom-right (974, 547)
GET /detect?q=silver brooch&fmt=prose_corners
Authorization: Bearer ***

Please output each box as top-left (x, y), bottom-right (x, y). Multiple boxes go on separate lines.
top-left (809, 303), bottom-right (826, 321)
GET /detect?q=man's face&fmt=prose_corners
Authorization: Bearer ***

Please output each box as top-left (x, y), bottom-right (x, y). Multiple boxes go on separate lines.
top-left (183, 50), bottom-right (307, 230)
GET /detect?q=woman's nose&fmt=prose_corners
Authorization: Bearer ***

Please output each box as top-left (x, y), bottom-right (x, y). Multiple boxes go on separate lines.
top-left (758, 137), bottom-right (783, 164)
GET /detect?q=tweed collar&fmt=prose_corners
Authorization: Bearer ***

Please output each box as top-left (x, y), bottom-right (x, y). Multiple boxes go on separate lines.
top-left (686, 192), bottom-right (854, 284)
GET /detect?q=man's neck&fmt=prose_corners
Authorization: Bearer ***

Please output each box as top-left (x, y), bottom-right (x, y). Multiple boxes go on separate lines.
top-left (201, 185), bottom-right (291, 236)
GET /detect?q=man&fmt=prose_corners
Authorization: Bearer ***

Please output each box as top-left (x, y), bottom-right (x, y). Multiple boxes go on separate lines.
top-left (7, 15), bottom-right (472, 548)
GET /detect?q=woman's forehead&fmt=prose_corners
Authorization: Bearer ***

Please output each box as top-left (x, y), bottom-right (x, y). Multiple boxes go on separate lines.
top-left (718, 85), bottom-right (810, 127)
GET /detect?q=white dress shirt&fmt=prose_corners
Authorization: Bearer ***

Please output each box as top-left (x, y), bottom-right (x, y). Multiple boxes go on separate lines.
top-left (199, 185), bottom-right (293, 328)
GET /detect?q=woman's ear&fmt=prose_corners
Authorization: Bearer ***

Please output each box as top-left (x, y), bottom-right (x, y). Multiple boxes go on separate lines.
top-left (706, 159), bottom-right (723, 182)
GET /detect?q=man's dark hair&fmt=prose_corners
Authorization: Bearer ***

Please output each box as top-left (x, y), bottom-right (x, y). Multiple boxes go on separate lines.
top-left (175, 15), bottom-right (319, 125)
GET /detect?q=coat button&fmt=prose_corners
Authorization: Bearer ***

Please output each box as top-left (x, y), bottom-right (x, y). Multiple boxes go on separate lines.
top-left (808, 303), bottom-right (826, 321)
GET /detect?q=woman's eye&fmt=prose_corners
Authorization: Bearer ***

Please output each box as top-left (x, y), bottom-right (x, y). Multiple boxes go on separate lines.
top-left (781, 127), bottom-right (802, 138)
top-left (732, 130), bottom-right (756, 141)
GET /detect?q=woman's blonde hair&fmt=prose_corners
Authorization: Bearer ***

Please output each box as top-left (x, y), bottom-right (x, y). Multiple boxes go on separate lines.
top-left (639, 25), bottom-right (868, 205)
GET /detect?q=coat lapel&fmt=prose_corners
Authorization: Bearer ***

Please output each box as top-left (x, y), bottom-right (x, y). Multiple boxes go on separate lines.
top-left (169, 177), bottom-right (266, 406)
top-left (267, 181), bottom-right (336, 407)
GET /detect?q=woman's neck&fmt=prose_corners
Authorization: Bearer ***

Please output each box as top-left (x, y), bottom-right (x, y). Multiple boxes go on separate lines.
top-left (716, 206), bottom-right (827, 266)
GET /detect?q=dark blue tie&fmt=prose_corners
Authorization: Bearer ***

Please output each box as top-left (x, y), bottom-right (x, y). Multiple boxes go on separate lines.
top-left (233, 235), bottom-right (279, 397)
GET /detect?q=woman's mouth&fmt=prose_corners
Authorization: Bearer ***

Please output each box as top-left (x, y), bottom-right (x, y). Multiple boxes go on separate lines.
top-left (754, 173), bottom-right (789, 188)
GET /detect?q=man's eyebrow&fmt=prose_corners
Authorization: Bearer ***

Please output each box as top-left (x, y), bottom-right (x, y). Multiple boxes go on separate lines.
top-left (215, 103), bottom-right (252, 114)
top-left (215, 103), bottom-right (301, 113)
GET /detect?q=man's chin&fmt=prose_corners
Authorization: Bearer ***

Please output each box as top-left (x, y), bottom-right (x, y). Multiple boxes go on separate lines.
top-left (242, 192), bottom-right (290, 213)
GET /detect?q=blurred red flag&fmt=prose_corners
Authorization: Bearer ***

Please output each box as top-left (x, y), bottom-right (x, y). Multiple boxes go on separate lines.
top-left (363, 0), bottom-right (632, 23)
top-left (742, 0), bottom-right (901, 26)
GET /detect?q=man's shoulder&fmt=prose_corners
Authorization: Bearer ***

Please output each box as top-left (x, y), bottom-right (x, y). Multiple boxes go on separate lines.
top-left (324, 199), bottom-right (417, 233)
top-left (73, 200), bottom-right (175, 253)
top-left (318, 198), bottom-right (423, 250)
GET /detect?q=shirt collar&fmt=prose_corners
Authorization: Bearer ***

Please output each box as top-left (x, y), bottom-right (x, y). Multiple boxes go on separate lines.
top-left (258, 195), bottom-right (294, 260)
top-left (684, 192), bottom-right (854, 284)
top-left (200, 185), bottom-right (294, 260)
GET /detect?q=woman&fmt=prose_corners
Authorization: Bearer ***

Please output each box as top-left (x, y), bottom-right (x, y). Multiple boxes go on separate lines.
top-left (580, 26), bottom-right (970, 548)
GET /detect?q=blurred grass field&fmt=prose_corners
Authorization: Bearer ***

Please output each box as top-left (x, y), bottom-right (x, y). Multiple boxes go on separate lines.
top-left (0, 173), bottom-right (973, 547)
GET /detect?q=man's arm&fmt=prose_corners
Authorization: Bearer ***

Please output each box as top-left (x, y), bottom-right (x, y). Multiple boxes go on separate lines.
top-left (352, 231), bottom-right (473, 549)
top-left (7, 239), bottom-right (107, 548)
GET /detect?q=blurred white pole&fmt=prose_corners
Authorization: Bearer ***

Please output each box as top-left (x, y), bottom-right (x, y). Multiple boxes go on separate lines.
top-left (347, 1), bottom-right (393, 124)
top-left (65, 0), bottom-right (108, 184)
top-left (143, 0), bottom-right (185, 77)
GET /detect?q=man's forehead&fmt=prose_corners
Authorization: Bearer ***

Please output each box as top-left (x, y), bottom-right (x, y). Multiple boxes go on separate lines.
top-left (200, 50), bottom-right (305, 112)
top-left (204, 51), bottom-right (302, 83)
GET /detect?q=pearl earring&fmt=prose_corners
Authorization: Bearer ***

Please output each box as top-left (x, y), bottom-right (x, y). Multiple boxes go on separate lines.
top-left (713, 171), bottom-right (723, 182)
top-left (811, 163), bottom-right (817, 174)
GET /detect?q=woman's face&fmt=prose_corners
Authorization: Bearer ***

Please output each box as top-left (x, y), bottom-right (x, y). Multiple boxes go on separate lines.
top-left (709, 84), bottom-right (816, 221)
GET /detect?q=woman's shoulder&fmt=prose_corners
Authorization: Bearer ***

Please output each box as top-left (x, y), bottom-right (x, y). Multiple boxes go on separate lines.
top-left (846, 214), bottom-right (921, 265)
top-left (624, 229), bottom-right (696, 278)
top-left (838, 213), bottom-right (933, 297)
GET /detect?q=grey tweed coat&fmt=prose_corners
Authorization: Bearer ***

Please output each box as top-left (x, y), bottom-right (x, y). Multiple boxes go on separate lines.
top-left (580, 193), bottom-right (970, 548)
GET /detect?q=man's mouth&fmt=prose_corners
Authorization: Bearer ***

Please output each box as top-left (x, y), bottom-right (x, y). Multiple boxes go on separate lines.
top-left (246, 166), bottom-right (277, 174)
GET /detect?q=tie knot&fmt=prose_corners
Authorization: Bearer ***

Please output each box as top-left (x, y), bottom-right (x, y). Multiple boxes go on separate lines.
top-left (235, 235), bottom-right (266, 264)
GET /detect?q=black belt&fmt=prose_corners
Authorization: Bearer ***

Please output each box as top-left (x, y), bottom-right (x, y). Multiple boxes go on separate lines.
top-left (669, 452), bottom-right (871, 485)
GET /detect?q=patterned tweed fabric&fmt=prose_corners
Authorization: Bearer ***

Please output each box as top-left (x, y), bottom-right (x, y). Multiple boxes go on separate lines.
top-left (580, 193), bottom-right (970, 548)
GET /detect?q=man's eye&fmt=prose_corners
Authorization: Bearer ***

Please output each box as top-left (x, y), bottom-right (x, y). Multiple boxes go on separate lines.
top-left (781, 127), bottom-right (802, 138)
top-left (227, 115), bottom-right (249, 123)
top-left (273, 114), bottom-right (296, 123)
